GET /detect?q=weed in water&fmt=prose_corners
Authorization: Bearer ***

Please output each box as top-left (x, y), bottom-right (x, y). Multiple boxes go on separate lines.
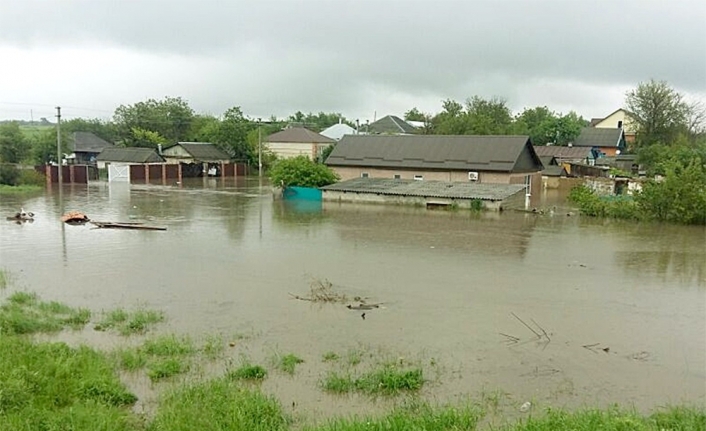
top-left (228, 363), bottom-right (268, 381)
top-left (0, 293), bottom-right (91, 334)
top-left (322, 365), bottom-right (424, 396)
top-left (322, 351), bottom-right (339, 362)
top-left (151, 377), bottom-right (287, 430)
top-left (142, 334), bottom-right (195, 357)
top-left (114, 347), bottom-right (147, 371)
top-left (147, 358), bottom-right (189, 382)
top-left (346, 348), bottom-right (365, 366)
top-left (202, 334), bottom-right (225, 360)
top-left (95, 307), bottom-right (164, 335)
top-left (275, 353), bottom-right (304, 375)
top-left (0, 269), bottom-right (11, 289)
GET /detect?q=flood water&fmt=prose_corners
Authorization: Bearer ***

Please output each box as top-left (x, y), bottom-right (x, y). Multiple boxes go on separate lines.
top-left (1, 178), bottom-right (704, 417)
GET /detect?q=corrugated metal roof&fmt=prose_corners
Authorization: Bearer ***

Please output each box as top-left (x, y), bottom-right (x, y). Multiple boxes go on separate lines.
top-left (96, 147), bottom-right (165, 163)
top-left (166, 142), bottom-right (231, 161)
top-left (573, 127), bottom-right (625, 148)
top-left (326, 134), bottom-right (541, 173)
top-left (533, 145), bottom-right (594, 159)
top-left (320, 123), bottom-right (358, 141)
top-left (71, 132), bottom-right (115, 153)
top-left (266, 127), bottom-right (335, 143)
top-left (321, 178), bottom-right (527, 201)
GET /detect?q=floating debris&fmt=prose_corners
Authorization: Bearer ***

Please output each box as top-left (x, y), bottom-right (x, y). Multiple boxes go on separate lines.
top-left (61, 211), bottom-right (90, 224)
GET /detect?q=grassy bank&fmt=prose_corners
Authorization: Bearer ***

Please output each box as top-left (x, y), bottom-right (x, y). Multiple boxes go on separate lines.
top-left (0, 292), bottom-right (703, 430)
top-left (0, 184), bottom-right (43, 194)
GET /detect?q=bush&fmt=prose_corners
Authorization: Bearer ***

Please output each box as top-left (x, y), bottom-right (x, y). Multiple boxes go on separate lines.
top-left (17, 168), bottom-right (45, 186)
top-left (0, 164), bottom-right (20, 186)
top-left (268, 156), bottom-right (340, 188)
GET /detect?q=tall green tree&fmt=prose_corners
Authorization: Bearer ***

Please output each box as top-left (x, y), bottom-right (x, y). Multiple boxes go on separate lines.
top-left (0, 122), bottom-right (30, 163)
top-left (31, 128), bottom-right (68, 164)
top-left (62, 118), bottom-right (117, 143)
top-left (404, 107), bottom-right (428, 122)
top-left (625, 80), bottom-right (691, 147)
top-left (212, 107), bottom-right (253, 162)
top-left (113, 96), bottom-right (195, 145)
top-left (514, 106), bottom-right (558, 145)
top-left (431, 97), bottom-right (513, 135)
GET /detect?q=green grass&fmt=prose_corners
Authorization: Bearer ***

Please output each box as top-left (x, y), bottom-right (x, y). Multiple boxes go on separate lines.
top-left (321, 365), bottom-right (424, 396)
top-left (227, 363), bottom-right (268, 381)
top-left (0, 335), bottom-right (137, 430)
top-left (150, 377), bottom-right (288, 431)
top-left (113, 334), bottom-right (195, 381)
top-left (95, 307), bottom-right (165, 335)
top-left (305, 403), bottom-right (484, 431)
top-left (201, 334), bottom-right (225, 360)
top-left (0, 184), bottom-right (43, 194)
top-left (506, 406), bottom-right (706, 431)
top-left (0, 292), bottom-right (91, 334)
top-left (274, 353), bottom-right (304, 375)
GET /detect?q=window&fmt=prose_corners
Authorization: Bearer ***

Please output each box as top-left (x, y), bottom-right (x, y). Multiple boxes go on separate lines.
top-left (361, 172), bottom-right (369, 178)
top-left (414, 175), bottom-right (423, 181)
top-left (617, 120), bottom-right (623, 129)
top-left (524, 174), bottom-right (532, 195)
top-left (393, 174), bottom-right (401, 179)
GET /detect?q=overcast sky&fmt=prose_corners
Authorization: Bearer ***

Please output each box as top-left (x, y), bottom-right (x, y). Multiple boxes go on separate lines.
top-left (0, 0), bottom-right (704, 123)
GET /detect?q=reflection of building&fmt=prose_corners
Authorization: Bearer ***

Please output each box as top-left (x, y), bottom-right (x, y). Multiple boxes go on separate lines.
top-left (323, 203), bottom-right (538, 259)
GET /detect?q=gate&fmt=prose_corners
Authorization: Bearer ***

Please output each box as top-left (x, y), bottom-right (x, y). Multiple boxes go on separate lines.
top-left (108, 164), bottom-right (130, 182)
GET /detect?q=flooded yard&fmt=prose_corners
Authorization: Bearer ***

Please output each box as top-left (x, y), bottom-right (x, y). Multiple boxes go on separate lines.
top-left (1, 178), bottom-right (704, 418)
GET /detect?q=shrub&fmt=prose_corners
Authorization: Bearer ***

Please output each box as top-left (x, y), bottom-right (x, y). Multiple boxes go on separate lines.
top-left (0, 164), bottom-right (19, 186)
top-left (268, 155), bottom-right (339, 188)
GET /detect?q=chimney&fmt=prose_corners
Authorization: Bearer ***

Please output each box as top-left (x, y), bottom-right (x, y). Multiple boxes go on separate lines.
top-left (157, 144), bottom-right (163, 155)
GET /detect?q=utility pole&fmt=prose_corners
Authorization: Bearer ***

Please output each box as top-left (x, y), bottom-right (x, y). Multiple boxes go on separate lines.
top-left (56, 106), bottom-right (62, 186)
top-left (258, 118), bottom-right (262, 177)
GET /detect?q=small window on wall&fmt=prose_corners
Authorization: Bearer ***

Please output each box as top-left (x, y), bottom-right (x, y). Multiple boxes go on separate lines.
top-left (361, 172), bottom-right (369, 178)
top-left (414, 175), bottom-right (423, 181)
top-left (393, 174), bottom-right (401, 179)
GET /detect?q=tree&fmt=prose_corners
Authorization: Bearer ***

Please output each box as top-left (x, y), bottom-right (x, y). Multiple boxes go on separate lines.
top-left (625, 80), bottom-right (690, 147)
top-left (130, 127), bottom-right (167, 148)
top-left (0, 122), bottom-right (30, 163)
top-left (404, 107), bottom-right (428, 122)
top-left (62, 118), bottom-right (117, 143)
top-left (212, 107), bottom-right (253, 162)
top-left (514, 106), bottom-right (558, 145)
top-left (555, 111), bottom-right (588, 146)
top-left (31, 128), bottom-right (68, 164)
top-left (431, 97), bottom-right (513, 135)
top-left (286, 111), bottom-right (349, 132)
top-left (113, 96), bottom-right (195, 145)
top-left (268, 156), bottom-right (339, 188)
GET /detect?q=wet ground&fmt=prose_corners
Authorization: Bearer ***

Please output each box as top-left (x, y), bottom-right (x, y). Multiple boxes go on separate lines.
top-left (1, 178), bottom-right (704, 418)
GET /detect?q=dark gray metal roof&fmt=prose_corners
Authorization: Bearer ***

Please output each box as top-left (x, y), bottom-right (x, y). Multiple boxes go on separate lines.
top-left (326, 134), bottom-right (542, 173)
top-left (533, 145), bottom-right (595, 159)
top-left (542, 165), bottom-right (568, 177)
top-left (266, 127), bottom-right (335, 143)
top-left (71, 132), bottom-right (115, 153)
top-left (164, 142), bottom-right (231, 161)
top-left (573, 127), bottom-right (625, 148)
top-left (368, 115), bottom-right (417, 134)
top-left (96, 147), bottom-right (165, 163)
top-left (321, 178), bottom-right (527, 201)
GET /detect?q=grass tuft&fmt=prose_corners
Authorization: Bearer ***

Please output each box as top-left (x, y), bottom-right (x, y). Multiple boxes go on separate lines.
top-left (147, 358), bottom-right (189, 381)
top-left (228, 363), bottom-right (268, 381)
top-left (322, 351), bottom-right (339, 362)
top-left (151, 377), bottom-right (287, 430)
top-left (275, 353), bottom-right (304, 375)
top-left (95, 307), bottom-right (164, 335)
top-left (322, 365), bottom-right (424, 396)
top-left (0, 293), bottom-right (91, 335)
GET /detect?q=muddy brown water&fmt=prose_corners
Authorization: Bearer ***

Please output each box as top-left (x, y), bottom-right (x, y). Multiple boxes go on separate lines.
top-left (1, 178), bottom-right (704, 419)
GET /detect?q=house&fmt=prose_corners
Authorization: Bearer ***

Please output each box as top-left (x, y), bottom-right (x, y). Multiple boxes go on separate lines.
top-left (538, 155), bottom-right (568, 189)
top-left (265, 127), bottom-right (335, 161)
top-left (591, 108), bottom-right (636, 144)
top-left (325, 134), bottom-right (544, 197)
top-left (572, 127), bottom-right (627, 157)
top-left (161, 142), bottom-right (231, 164)
top-left (320, 122), bottom-right (358, 141)
top-left (321, 178), bottom-right (527, 211)
top-left (367, 115), bottom-right (417, 135)
top-left (69, 132), bottom-right (115, 165)
top-left (533, 145), bottom-right (597, 166)
top-left (96, 147), bottom-right (165, 182)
